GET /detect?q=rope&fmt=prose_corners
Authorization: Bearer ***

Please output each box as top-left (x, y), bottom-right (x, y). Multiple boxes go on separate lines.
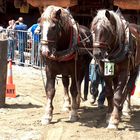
top-left (40, 56), bottom-right (47, 95)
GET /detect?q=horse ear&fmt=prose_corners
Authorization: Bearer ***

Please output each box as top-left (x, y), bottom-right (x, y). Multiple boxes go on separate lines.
top-left (116, 8), bottom-right (122, 15)
top-left (55, 9), bottom-right (61, 19)
top-left (105, 10), bottom-right (110, 20)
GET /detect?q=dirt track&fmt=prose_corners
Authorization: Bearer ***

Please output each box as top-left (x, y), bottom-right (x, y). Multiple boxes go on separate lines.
top-left (0, 65), bottom-right (140, 140)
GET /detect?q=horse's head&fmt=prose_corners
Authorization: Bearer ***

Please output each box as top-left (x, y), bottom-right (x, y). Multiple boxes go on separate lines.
top-left (40, 5), bottom-right (73, 59)
top-left (91, 10), bottom-right (118, 60)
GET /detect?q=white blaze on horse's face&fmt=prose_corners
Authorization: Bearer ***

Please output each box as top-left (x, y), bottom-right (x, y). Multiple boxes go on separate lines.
top-left (41, 21), bottom-right (50, 56)
top-left (42, 21), bottom-right (50, 42)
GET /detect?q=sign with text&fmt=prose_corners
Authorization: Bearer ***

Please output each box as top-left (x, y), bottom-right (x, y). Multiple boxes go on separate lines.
top-left (104, 62), bottom-right (114, 76)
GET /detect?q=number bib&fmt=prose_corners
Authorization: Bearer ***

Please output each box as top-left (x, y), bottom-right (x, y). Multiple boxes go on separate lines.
top-left (104, 62), bottom-right (114, 76)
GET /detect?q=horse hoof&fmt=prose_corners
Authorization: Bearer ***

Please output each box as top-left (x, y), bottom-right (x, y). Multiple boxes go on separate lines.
top-left (122, 111), bottom-right (131, 117)
top-left (41, 116), bottom-right (52, 125)
top-left (41, 119), bottom-right (51, 125)
top-left (90, 100), bottom-right (95, 105)
top-left (106, 113), bottom-right (111, 124)
top-left (107, 123), bottom-right (118, 130)
top-left (69, 115), bottom-right (79, 122)
top-left (61, 107), bottom-right (70, 112)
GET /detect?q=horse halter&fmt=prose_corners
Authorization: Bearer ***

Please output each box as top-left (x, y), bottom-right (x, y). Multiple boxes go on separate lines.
top-left (40, 13), bottom-right (77, 61)
top-left (40, 18), bottom-right (64, 57)
top-left (41, 39), bottom-right (55, 45)
top-left (41, 19), bottom-right (63, 44)
top-left (93, 41), bottom-right (111, 50)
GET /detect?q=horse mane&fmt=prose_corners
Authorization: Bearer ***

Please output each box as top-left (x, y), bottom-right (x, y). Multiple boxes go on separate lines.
top-left (92, 9), bottom-right (125, 44)
top-left (41, 5), bottom-right (74, 30)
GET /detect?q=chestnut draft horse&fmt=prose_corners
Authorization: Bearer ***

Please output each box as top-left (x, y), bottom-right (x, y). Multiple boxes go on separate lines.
top-left (91, 9), bottom-right (140, 129)
top-left (40, 5), bottom-right (92, 124)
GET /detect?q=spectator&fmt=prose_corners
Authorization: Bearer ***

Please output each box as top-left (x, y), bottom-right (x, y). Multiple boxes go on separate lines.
top-left (14, 17), bottom-right (27, 66)
top-left (0, 25), bottom-right (4, 32)
top-left (6, 19), bottom-right (16, 62)
top-left (83, 65), bottom-right (89, 100)
top-left (28, 18), bottom-right (41, 66)
top-left (89, 59), bottom-right (106, 108)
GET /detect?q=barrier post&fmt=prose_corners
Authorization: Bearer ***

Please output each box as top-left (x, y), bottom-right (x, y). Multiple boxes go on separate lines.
top-left (0, 38), bottom-right (8, 107)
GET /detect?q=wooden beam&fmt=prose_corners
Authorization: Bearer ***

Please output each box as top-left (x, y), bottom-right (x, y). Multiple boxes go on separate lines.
top-left (27, 0), bottom-right (78, 7)
top-left (114, 0), bottom-right (140, 10)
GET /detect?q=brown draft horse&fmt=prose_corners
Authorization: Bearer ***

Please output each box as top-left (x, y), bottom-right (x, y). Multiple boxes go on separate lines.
top-left (91, 9), bottom-right (140, 129)
top-left (40, 5), bottom-right (92, 124)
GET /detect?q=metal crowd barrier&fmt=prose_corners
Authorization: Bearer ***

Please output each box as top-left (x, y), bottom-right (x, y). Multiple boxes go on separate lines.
top-left (2, 28), bottom-right (43, 68)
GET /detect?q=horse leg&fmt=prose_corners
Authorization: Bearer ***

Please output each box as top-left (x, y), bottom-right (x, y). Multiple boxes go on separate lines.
top-left (76, 83), bottom-right (81, 109)
top-left (61, 75), bottom-right (71, 112)
top-left (122, 92), bottom-right (131, 116)
top-left (41, 77), bottom-right (55, 125)
top-left (122, 70), bottom-right (138, 116)
top-left (69, 77), bottom-right (79, 122)
top-left (105, 80), bottom-right (114, 124)
top-left (77, 70), bottom-right (86, 108)
top-left (107, 72), bottom-right (127, 129)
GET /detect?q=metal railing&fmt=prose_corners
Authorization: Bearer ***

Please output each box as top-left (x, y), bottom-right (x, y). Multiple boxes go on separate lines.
top-left (2, 28), bottom-right (42, 68)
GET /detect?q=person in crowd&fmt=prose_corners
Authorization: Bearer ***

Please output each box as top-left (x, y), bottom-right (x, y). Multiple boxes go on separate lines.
top-left (89, 59), bottom-right (106, 108)
top-left (6, 19), bottom-right (16, 62)
top-left (83, 65), bottom-right (90, 101)
top-left (28, 18), bottom-right (41, 66)
top-left (14, 17), bottom-right (28, 66)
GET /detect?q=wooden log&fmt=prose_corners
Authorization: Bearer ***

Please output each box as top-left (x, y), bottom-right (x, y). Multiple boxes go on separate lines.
top-left (114, 0), bottom-right (140, 10)
top-left (0, 38), bottom-right (8, 107)
top-left (27, 0), bottom-right (77, 7)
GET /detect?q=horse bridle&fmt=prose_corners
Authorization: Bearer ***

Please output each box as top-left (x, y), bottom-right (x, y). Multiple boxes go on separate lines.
top-left (92, 20), bottom-right (120, 60)
top-left (41, 19), bottom-right (63, 44)
top-left (40, 19), bottom-right (64, 57)
top-left (41, 39), bottom-right (55, 45)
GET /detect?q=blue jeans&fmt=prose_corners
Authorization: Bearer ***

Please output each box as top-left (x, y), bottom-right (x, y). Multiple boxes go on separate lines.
top-left (18, 40), bottom-right (25, 63)
top-left (7, 39), bottom-right (15, 60)
top-left (17, 31), bottom-right (27, 64)
top-left (31, 41), bottom-right (39, 65)
top-left (90, 64), bottom-right (105, 104)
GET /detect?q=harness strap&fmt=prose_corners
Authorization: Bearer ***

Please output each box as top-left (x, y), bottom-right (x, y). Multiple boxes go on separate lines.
top-left (105, 18), bottom-right (133, 63)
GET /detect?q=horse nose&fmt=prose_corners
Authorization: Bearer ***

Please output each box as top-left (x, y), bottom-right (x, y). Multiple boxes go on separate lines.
top-left (41, 45), bottom-right (50, 57)
top-left (93, 48), bottom-right (101, 54)
top-left (93, 48), bottom-right (102, 59)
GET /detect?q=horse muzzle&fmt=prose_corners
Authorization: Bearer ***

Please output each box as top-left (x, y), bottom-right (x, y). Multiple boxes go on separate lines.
top-left (93, 47), bottom-right (108, 60)
top-left (41, 44), bottom-right (50, 57)
top-left (41, 45), bottom-right (57, 60)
